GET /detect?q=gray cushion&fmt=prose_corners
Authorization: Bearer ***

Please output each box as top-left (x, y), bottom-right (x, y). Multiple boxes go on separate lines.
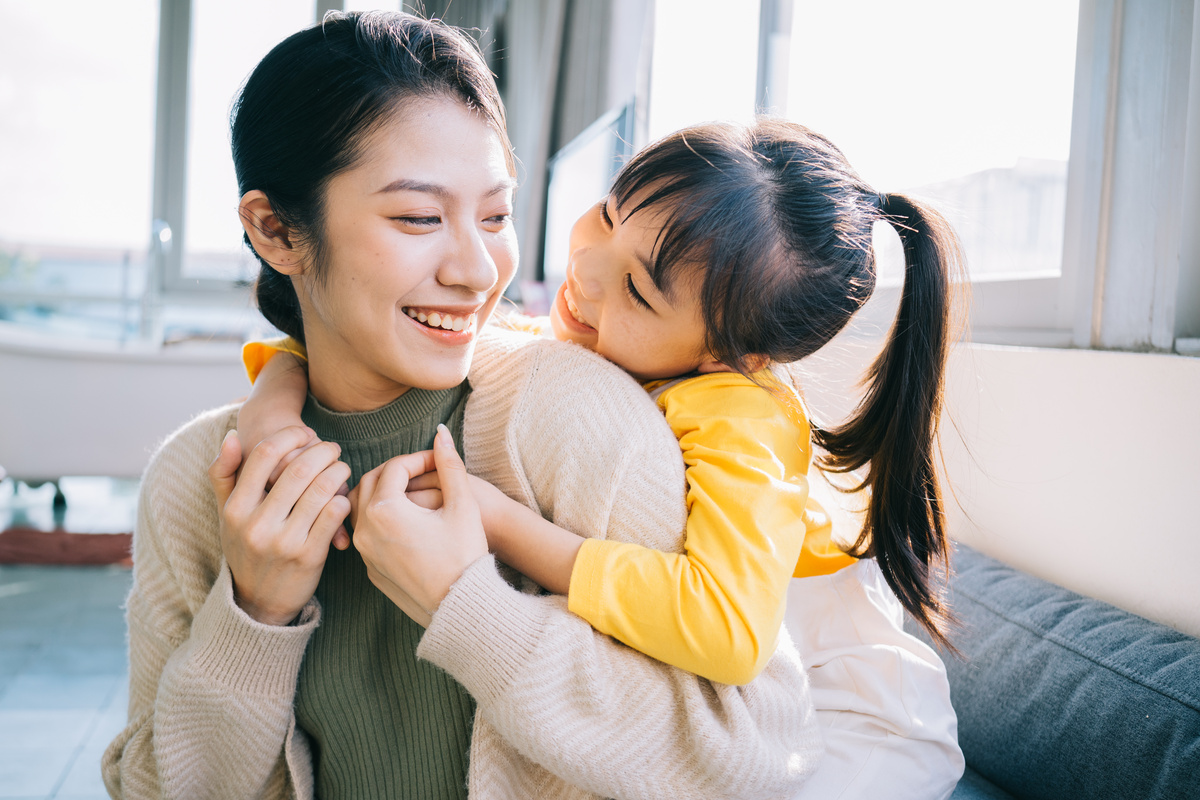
top-left (911, 545), bottom-right (1200, 800)
top-left (951, 767), bottom-right (1017, 800)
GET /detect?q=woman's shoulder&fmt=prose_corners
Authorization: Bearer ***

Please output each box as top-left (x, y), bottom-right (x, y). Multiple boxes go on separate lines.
top-left (141, 404), bottom-right (240, 498)
top-left (471, 324), bottom-right (662, 411)
top-left (133, 404), bottom-right (238, 599)
top-left (465, 324), bottom-right (685, 536)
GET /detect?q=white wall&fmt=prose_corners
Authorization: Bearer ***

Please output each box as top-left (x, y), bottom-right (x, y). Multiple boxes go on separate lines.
top-left (799, 339), bottom-right (1200, 638)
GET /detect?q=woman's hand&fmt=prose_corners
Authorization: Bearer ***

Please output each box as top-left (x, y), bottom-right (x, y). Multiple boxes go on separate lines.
top-left (208, 427), bottom-right (352, 626)
top-left (350, 425), bottom-right (488, 626)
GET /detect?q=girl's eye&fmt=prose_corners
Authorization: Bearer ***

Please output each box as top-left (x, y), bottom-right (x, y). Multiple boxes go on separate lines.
top-left (625, 274), bottom-right (652, 310)
top-left (484, 213), bottom-right (513, 227)
top-left (599, 199), bottom-right (613, 229)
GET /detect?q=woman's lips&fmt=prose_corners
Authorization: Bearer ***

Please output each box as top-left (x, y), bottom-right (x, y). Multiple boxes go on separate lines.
top-left (401, 306), bottom-right (479, 343)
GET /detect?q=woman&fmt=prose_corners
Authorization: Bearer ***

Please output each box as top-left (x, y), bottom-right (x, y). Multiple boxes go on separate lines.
top-left (101, 12), bottom-right (822, 799)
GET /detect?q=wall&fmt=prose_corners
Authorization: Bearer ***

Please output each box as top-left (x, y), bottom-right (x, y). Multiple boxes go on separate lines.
top-left (798, 338), bottom-right (1200, 638)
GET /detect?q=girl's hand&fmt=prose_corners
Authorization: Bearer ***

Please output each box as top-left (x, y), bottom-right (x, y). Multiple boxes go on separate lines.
top-left (404, 469), bottom-right (511, 540)
top-left (350, 425), bottom-right (488, 626)
top-left (208, 427), bottom-right (352, 626)
top-left (237, 352), bottom-right (349, 549)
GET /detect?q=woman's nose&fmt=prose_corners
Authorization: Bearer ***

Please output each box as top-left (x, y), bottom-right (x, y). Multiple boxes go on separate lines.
top-left (440, 225), bottom-right (498, 293)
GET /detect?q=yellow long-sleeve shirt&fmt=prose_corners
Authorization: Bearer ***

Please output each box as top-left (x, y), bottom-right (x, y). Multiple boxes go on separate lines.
top-left (567, 372), bottom-right (855, 685)
top-left (243, 335), bottom-right (855, 686)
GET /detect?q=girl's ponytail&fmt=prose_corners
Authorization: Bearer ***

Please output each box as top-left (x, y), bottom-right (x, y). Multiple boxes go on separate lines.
top-left (813, 191), bottom-right (960, 651)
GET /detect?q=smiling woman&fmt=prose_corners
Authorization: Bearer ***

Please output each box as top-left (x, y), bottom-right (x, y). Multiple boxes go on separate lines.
top-left (240, 96), bottom-right (518, 412)
top-left (101, 11), bottom-right (824, 800)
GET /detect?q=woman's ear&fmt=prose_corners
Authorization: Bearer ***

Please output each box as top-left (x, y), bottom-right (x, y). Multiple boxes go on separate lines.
top-left (239, 190), bottom-right (301, 275)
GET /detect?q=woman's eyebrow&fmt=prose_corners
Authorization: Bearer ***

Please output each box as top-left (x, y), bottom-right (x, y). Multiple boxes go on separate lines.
top-left (375, 178), bottom-right (517, 199)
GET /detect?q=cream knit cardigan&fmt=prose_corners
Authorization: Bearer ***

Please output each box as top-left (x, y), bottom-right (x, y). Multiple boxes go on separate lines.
top-left (101, 326), bottom-right (823, 800)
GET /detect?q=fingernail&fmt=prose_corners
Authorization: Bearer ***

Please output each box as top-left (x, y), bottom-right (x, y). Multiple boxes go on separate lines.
top-left (222, 430), bottom-right (237, 445)
top-left (436, 423), bottom-right (452, 447)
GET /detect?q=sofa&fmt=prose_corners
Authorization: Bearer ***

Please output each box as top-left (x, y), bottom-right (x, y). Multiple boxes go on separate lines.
top-left (909, 545), bottom-right (1200, 800)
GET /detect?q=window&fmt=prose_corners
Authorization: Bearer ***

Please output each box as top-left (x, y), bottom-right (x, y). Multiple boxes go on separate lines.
top-left (179, 1), bottom-right (313, 284)
top-left (786, 1), bottom-right (1079, 284)
top-left (0, 0), bottom-right (158, 339)
top-left (647, 0), bottom-right (760, 142)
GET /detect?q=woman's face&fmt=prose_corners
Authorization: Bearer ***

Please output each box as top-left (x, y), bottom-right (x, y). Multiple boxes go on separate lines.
top-left (295, 96), bottom-right (517, 412)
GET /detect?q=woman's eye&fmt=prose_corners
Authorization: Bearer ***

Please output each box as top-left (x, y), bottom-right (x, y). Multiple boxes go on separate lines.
top-left (393, 215), bottom-right (441, 227)
top-left (599, 199), bottom-right (613, 229)
top-left (625, 274), bottom-right (652, 310)
top-left (484, 213), bottom-right (513, 227)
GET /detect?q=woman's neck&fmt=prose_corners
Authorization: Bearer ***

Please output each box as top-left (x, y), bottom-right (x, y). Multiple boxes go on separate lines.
top-left (306, 345), bottom-right (411, 413)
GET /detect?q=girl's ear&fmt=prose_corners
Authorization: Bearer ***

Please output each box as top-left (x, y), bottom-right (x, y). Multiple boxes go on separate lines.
top-left (239, 190), bottom-right (302, 275)
top-left (695, 353), bottom-right (769, 374)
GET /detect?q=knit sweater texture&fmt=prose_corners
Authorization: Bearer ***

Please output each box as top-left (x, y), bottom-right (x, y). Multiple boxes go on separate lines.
top-left (101, 325), bottom-right (823, 800)
top-left (295, 384), bottom-right (473, 799)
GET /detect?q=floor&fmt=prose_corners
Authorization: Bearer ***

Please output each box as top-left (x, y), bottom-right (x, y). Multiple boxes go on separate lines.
top-left (0, 565), bottom-right (130, 799)
top-left (0, 478), bottom-right (135, 799)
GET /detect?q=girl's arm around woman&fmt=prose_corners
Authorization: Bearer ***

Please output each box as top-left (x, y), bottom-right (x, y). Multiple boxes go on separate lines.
top-left (417, 328), bottom-right (825, 799)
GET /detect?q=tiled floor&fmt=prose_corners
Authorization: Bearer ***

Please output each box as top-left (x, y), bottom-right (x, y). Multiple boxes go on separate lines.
top-left (0, 564), bottom-right (131, 800)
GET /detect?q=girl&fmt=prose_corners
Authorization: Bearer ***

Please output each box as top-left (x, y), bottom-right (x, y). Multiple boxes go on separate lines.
top-left (241, 120), bottom-right (965, 797)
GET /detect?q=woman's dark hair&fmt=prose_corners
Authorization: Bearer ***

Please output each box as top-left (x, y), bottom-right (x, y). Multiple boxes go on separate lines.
top-left (612, 119), bottom-right (962, 649)
top-left (231, 11), bottom-right (513, 344)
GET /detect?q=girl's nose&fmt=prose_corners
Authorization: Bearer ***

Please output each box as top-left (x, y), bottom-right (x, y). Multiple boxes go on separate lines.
top-left (573, 258), bottom-right (604, 301)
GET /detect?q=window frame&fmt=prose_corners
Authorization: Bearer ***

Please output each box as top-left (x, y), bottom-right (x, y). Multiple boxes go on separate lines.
top-left (961, 0), bottom-right (1199, 352)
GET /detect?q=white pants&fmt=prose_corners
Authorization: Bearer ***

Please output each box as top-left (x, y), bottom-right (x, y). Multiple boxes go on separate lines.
top-left (786, 559), bottom-right (965, 800)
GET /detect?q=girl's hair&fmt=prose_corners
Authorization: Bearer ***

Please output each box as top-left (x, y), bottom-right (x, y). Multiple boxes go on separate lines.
top-left (613, 119), bottom-right (962, 649)
top-left (230, 11), bottom-right (513, 344)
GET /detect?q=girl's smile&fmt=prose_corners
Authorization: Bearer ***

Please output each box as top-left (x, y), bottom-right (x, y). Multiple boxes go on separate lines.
top-left (549, 196), bottom-right (727, 381)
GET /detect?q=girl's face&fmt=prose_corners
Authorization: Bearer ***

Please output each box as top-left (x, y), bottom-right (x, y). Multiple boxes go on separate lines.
top-left (549, 195), bottom-right (721, 381)
top-left (295, 97), bottom-right (517, 412)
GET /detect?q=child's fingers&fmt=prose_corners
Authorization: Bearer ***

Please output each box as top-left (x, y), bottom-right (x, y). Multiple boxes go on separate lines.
top-left (207, 430), bottom-right (243, 509)
top-left (332, 525), bottom-right (350, 551)
top-left (361, 450), bottom-right (440, 512)
top-left (405, 488), bottom-right (444, 511)
top-left (405, 470), bottom-right (442, 493)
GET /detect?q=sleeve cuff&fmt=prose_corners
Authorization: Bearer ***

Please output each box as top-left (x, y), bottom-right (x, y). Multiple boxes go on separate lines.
top-left (186, 562), bottom-right (320, 697)
top-left (242, 337), bottom-right (308, 384)
top-left (416, 554), bottom-right (550, 706)
top-left (566, 537), bottom-right (616, 631)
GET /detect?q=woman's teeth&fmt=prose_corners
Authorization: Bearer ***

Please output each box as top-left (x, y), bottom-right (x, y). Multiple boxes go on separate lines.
top-left (404, 308), bottom-right (473, 332)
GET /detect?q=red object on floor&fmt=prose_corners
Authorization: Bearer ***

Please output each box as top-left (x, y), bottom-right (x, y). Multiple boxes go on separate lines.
top-left (0, 527), bottom-right (132, 566)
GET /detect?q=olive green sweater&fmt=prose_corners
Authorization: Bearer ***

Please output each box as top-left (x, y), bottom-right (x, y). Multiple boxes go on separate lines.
top-left (102, 326), bottom-right (823, 800)
top-left (297, 385), bottom-right (471, 799)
